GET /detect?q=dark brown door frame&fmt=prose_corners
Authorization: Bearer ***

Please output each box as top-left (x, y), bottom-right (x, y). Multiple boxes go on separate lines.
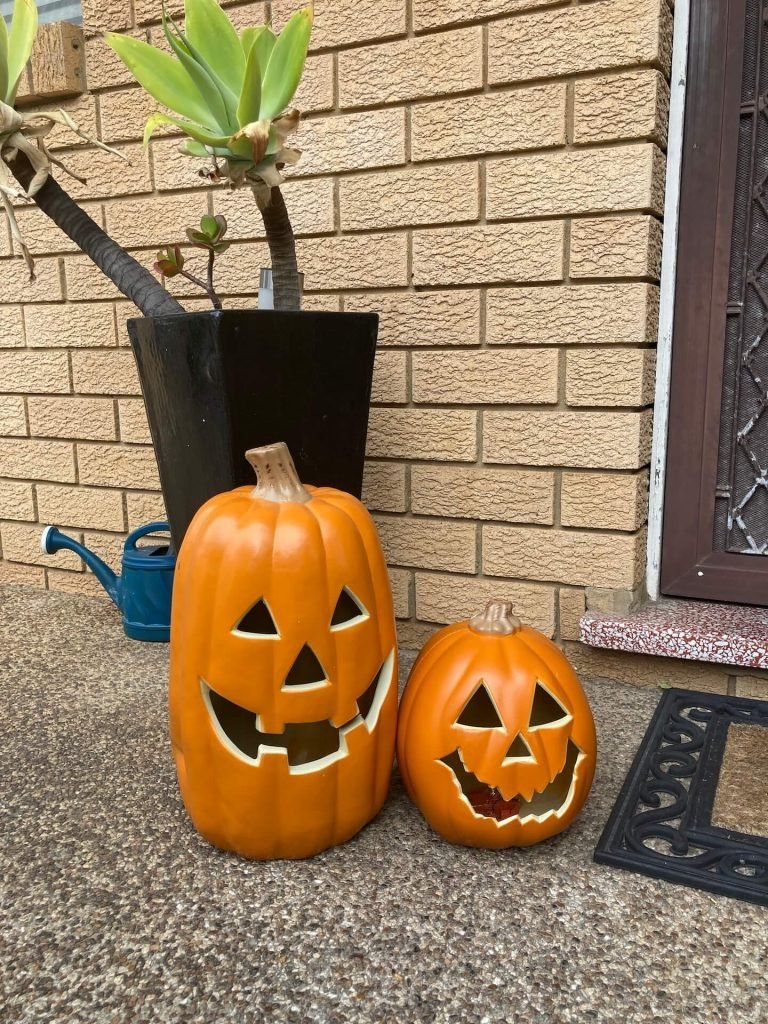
top-left (661, 0), bottom-right (768, 605)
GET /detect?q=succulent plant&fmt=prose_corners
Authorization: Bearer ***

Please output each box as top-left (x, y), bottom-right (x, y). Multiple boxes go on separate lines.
top-left (154, 215), bottom-right (230, 309)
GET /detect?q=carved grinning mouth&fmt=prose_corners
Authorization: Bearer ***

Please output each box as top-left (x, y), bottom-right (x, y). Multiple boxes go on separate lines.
top-left (440, 740), bottom-right (585, 825)
top-left (202, 650), bottom-right (395, 774)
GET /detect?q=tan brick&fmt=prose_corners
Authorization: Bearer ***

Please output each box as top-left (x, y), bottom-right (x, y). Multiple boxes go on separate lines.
top-left (574, 70), bottom-right (670, 147)
top-left (564, 643), bottom-right (732, 693)
top-left (77, 443), bottom-right (160, 489)
top-left (484, 525), bottom-right (646, 588)
top-left (0, 352), bottom-right (70, 394)
top-left (414, 222), bottom-right (563, 287)
top-left (126, 491), bottom-right (166, 529)
top-left (28, 397), bottom-right (116, 441)
top-left (99, 87), bottom-right (175, 144)
top-left (561, 471), bottom-right (649, 532)
top-left (567, 349), bottom-right (656, 407)
top-left (300, 294), bottom-right (342, 313)
top-left (0, 258), bottom-right (62, 303)
top-left (367, 409), bottom-right (476, 461)
top-left (397, 620), bottom-right (439, 650)
top-left (412, 85), bottom-right (566, 162)
top-left (213, 178), bottom-right (335, 238)
top-left (46, 568), bottom-right (110, 598)
top-left (106, 193), bottom-right (212, 248)
top-left (375, 516), bottom-right (476, 572)
top-left (0, 396), bottom-right (27, 436)
top-left (25, 303), bottom-right (116, 349)
top-left (570, 216), bottom-right (663, 280)
top-left (294, 54), bottom-right (334, 114)
top-left (484, 410), bottom-right (653, 469)
top-left (487, 284), bottom-right (659, 346)
top-left (0, 559), bottom-right (45, 585)
top-left (293, 109), bottom-right (406, 176)
top-left (411, 465), bottom-right (554, 524)
top-left (81, 530), bottom-right (129, 572)
top-left (64, 258), bottom-right (122, 302)
top-left (2, 523), bottom-right (80, 570)
top-left (60, 145), bottom-right (152, 201)
top-left (85, 30), bottom-right (145, 90)
top-left (37, 484), bottom-right (125, 532)
top-left (415, 572), bottom-right (556, 636)
top-left (413, 349), bottom-right (558, 405)
top-left (151, 138), bottom-right (213, 192)
top-left (0, 439), bottom-right (75, 482)
top-left (339, 28), bottom-right (482, 108)
top-left (71, 351), bottom-right (140, 396)
top-left (734, 676), bottom-right (768, 700)
top-left (559, 587), bottom-right (586, 642)
top-left (413, 0), bottom-right (559, 31)
top-left (20, 95), bottom-right (98, 151)
top-left (585, 586), bottom-right (644, 616)
top-left (82, 0), bottom-right (133, 33)
top-left (372, 351), bottom-right (408, 404)
top-left (489, 0), bottom-right (672, 86)
top-left (389, 567), bottom-right (412, 619)
top-left (345, 291), bottom-right (480, 347)
top-left (362, 462), bottom-right (407, 513)
top-left (341, 163), bottom-right (478, 232)
top-left (0, 480), bottom-right (35, 521)
top-left (12, 204), bottom-right (103, 255)
top-left (117, 399), bottom-right (151, 444)
top-left (298, 235), bottom-right (408, 291)
top-left (0, 307), bottom-right (24, 348)
top-left (273, 0), bottom-right (406, 48)
top-left (488, 145), bottom-right (665, 220)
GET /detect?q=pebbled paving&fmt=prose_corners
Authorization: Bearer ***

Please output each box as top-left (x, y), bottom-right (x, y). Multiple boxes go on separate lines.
top-left (1, 584), bottom-right (766, 1024)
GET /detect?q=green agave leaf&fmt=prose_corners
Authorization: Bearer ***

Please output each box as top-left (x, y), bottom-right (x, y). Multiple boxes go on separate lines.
top-left (252, 25), bottom-right (276, 72)
top-left (106, 33), bottom-right (216, 130)
top-left (184, 0), bottom-right (244, 100)
top-left (180, 139), bottom-right (209, 157)
top-left (236, 41), bottom-right (261, 128)
top-left (7, 0), bottom-right (38, 105)
top-left (0, 13), bottom-right (9, 105)
top-left (260, 7), bottom-right (312, 121)
top-left (162, 11), bottom-right (235, 133)
top-left (143, 111), bottom-right (230, 148)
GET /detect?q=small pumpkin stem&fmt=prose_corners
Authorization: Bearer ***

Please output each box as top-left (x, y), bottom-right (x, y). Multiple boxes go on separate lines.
top-left (246, 443), bottom-right (311, 504)
top-left (469, 601), bottom-right (522, 636)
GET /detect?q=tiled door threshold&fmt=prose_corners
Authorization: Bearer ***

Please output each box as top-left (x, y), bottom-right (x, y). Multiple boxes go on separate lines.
top-left (580, 598), bottom-right (768, 670)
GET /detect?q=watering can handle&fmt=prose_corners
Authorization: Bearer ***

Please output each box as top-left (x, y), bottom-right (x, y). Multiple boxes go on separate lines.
top-left (124, 522), bottom-right (172, 552)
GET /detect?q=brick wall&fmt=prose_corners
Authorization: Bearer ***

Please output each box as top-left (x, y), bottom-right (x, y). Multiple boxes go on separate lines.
top-left (0, 0), bottom-right (675, 669)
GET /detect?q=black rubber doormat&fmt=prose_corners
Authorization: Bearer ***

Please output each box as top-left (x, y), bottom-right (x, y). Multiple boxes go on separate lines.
top-left (595, 688), bottom-right (768, 907)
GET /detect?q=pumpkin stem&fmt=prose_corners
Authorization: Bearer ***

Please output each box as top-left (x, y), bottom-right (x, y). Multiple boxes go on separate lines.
top-left (469, 601), bottom-right (522, 636)
top-left (245, 443), bottom-right (312, 504)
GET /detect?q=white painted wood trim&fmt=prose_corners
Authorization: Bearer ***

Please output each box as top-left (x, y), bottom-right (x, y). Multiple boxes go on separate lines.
top-left (646, 0), bottom-right (692, 601)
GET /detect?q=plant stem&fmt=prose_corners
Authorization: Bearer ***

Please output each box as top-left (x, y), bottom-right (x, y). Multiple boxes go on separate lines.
top-left (9, 150), bottom-right (185, 318)
top-left (255, 185), bottom-right (301, 311)
top-left (179, 267), bottom-right (222, 310)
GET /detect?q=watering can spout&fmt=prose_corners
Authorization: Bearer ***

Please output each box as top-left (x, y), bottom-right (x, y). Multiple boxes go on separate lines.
top-left (41, 526), bottom-right (120, 605)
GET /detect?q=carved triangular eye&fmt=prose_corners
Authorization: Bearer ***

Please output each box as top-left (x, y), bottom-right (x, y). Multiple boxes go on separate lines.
top-left (529, 682), bottom-right (569, 728)
top-left (505, 734), bottom-right (532, 760)
top-left (330, 587), bottom-right (368, 630)
top-left (456, 681), bottom-right (504, 729)
top-left (234, 598), bottom-right (279, 637)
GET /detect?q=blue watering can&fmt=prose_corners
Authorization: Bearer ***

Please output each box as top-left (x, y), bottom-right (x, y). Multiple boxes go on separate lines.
top-left (40, 522), bottom-right (175, 643)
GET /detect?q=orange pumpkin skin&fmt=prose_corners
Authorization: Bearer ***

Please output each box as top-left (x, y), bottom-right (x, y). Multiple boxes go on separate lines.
top-left (170, 445), bottom-right (398, 861)
top-left (397, 604), bottom-right (596, 848)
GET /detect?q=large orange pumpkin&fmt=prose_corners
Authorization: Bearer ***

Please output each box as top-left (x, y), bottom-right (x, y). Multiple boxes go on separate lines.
top-left (170, 442), bottom-right (398, 860)
top-left (397, 601), bottom-right (596, 848)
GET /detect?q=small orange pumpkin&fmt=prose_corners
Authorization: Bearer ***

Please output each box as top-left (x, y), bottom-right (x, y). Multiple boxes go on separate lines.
top-left (397, 601), bottom-right (596, 848)
top-left (170, 442), bottom-right (398, 860)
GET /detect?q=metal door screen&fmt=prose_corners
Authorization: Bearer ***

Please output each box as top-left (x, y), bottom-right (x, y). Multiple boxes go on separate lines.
top-left (716, 0), bottom-right (768, 556)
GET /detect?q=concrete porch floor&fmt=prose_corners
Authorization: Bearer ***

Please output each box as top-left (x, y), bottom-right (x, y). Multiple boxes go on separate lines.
top-left (1, 585), bottom-right (765, 1024)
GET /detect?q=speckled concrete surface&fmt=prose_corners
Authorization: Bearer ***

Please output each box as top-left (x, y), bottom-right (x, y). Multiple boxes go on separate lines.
top-left (1, 584), bottom-right (766, 1024)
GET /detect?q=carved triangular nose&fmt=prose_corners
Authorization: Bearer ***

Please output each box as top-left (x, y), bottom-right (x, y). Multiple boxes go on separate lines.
top-left (283, 644), bottom-right (326, 688)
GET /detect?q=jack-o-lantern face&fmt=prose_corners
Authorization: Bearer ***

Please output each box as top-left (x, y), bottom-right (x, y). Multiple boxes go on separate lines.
top-left (170, 443), bottom-right (398, 861)
top-left (397, 602), bottom-right (596, 848)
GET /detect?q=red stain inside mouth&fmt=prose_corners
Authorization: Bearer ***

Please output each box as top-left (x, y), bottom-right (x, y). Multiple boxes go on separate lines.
top-left (468, 787), bottom-right (522, 821)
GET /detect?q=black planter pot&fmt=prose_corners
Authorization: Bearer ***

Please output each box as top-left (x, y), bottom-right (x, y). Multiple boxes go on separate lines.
top-left (128, 310), bottom-right (379, 548)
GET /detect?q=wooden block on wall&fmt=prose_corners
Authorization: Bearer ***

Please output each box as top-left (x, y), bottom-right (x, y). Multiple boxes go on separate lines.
top-left (16, 23), bottom-right (85, 105)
